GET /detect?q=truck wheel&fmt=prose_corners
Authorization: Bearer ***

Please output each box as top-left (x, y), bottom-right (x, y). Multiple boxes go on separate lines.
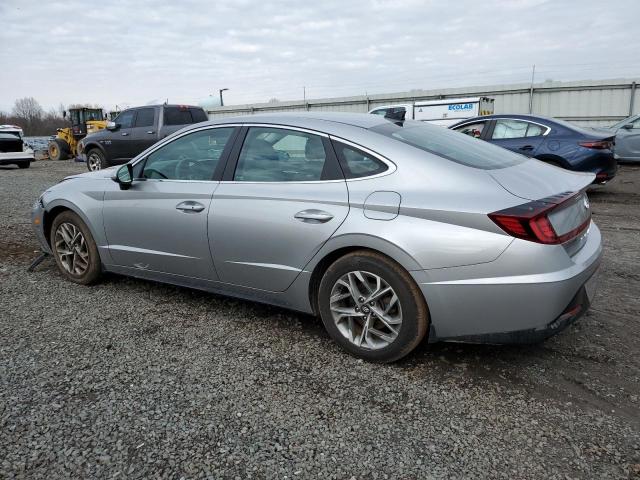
top-left (18, 162), bottom-right (31, 169)
top-left (86, 149), bottom-right (108, 171)
top-left (48, 139), bottom-right (69, 161)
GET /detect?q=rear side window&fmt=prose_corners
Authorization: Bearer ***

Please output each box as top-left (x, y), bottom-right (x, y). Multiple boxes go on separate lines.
top-left (134, 108), bottom-right (155, 127)
top-left (333, 142), bottom-right (388, 178)
top-left (372, 120), bottom-right (527, 170)
top-left (164, 107), bottom-right (206, 126)
top-left (190, 108), bottom-right (208, 123)
top-left (234, 127), bottom-right (329, 182)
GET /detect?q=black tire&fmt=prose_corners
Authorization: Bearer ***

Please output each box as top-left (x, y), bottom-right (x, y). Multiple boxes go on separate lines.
top-left (18, 162), bottom-right (30, 169)
top-left (48, 139), bottom-right (70, 161)
top-left (86, 148), bottom-right (108, 171)
top-left (50, 210), bottom-right (102, 285)
top-left (318, 250), bottom-right (429, 363)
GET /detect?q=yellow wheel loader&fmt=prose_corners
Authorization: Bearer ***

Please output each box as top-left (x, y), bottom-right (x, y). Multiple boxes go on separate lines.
top-left (48, 107), bottom-right (108, 161)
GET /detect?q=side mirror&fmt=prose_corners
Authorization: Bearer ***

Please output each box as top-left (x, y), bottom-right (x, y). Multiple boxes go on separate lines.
top-left (622, 123), bottom-right (634, 130)
top-left (112, 164), bottom-right (133, 190)
top-left (106, 121), bottom-right (119, 131)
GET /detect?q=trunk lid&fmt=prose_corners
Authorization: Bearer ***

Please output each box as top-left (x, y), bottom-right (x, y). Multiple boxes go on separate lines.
top-left (488, 159), bottom-right (594, 202)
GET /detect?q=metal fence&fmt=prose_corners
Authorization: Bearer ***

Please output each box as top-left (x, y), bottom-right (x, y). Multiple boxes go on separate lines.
top-left (207, 78), bottom-right (639, 127)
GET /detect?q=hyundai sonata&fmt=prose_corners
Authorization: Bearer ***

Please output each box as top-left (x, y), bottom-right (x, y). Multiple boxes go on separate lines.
top-left (32, 113), bottom-right (601, 362)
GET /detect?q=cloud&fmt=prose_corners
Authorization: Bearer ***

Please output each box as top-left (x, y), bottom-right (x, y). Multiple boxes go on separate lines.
top-left (0, 0), bottom-right (638, 111)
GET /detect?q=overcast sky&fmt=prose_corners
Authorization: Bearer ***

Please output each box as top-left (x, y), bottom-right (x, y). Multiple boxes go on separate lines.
top-left (0, 0), bottom-right (638, 113)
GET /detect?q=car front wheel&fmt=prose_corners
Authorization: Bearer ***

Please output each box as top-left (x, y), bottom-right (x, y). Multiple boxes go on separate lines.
top-left (318, 250), bottom-right (429, 363)
top-left (51, 211), bottom-right (102, 285)
top-left (86, 149), bottom-right (108, 171)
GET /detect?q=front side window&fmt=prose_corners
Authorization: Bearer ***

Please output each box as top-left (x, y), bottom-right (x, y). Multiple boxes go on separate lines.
top-left (455, 121), bottom-right (486, 138)
top-left (141, 128), bottom-right (234, 180)
top-left (371, 108), bottom-right (389, 116)
top-left (234, 127), bottom-right (328, 182)
top-left (333, 142), bottom-right (388, 178)
top-left (114, 110), bottom-right (135, 129)
top-left (134, 108), bottom-right (155, 128)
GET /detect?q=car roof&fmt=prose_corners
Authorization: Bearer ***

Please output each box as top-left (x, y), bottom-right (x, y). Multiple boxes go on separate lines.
top-left (204, 112), bottom-right (390, 130)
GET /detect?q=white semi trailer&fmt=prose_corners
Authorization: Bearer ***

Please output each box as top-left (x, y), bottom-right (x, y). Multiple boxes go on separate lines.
top-left (369, 96), bottom-right (494, 127)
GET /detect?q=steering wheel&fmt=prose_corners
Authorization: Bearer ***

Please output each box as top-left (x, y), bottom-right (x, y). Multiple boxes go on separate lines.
top-left (144, 168), bottom-right (168, 179)
top-left (176, 157), bottom-right (198, 180)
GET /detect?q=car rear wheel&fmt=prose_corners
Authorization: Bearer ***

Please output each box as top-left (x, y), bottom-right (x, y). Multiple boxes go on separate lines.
top-left (87, 149), bottom-right (107, 171)
top-left (318, 250), bottom-right (429, 363)
top-left (51, 211), bottom-right (101, 285)
top-left (18, 162), bottom-right (30, 169)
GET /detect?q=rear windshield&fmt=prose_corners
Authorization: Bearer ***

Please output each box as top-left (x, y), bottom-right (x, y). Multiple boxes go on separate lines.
top-left (0, 132), bottom-right (21, 140)
top-left (371, 121), bottom-right (527, 170)
top-left (164, 107), bottom-right (208, 125)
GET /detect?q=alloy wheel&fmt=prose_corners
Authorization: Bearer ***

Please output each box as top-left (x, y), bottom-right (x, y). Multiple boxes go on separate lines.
top-left (54, 222), bottom-right (90, 275)
top-left (329, 270), bottom-right (402, 350)
top-left (87, 152), bottom-right (102, 171)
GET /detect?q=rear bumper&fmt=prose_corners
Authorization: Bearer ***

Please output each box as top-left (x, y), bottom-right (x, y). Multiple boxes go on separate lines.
top-left (0, 151), bottom-right (34, 165)
top-left (414, 222), bottom-right (603, 343)
top-left (441, 279), bottom-right (594, 344)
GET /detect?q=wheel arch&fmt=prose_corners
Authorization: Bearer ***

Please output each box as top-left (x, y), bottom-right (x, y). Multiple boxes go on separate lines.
top-left (84, 141), bottom-right (107, 157)
top-left (306, 234), bottom-right (424, 316)
top-left (42, 200), bottom-right (102, 251)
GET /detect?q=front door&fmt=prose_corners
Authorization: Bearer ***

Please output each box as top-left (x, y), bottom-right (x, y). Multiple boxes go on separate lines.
top-left (103, 126), bottom-right (237, 280)
top-left (105, 109), bottom-right (136, 162)
top-left (488, 119), bottom-right (546, 157)
top-left (128, 107), bottom-right (159, 156)
top-left (616, 116), bottom-right (640, 160)
top-left (210, 126), bottom-right (349, 292)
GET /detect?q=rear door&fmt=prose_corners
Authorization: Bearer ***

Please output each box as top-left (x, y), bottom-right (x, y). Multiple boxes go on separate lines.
top-left (488, 119), bottom-right (547, 156)
top-left (210, 125), bottom-right (349, 292)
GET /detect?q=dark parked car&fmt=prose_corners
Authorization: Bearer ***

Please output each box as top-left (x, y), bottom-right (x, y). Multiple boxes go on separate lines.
top-left (450, 114), bottom-right (617, 184)
top-left (79, 104), bottom-right (208, 170)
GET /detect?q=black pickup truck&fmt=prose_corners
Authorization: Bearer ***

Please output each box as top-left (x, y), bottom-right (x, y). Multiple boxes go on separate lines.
top-left (79, 104), bottom-right (208, 171)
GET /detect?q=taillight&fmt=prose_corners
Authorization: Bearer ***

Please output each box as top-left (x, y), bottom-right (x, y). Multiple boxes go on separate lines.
top-left (489, 192), bottom-right (591, 245)
top-left (579, 140), bottom-right (612, 150)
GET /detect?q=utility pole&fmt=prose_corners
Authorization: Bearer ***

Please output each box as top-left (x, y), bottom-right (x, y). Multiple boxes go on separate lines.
top-left (219, 88), bottom-right (229, 107)
top-left (528, 64), bottom-right (536, 114)
top-left (303, 86), bottom-right (306, 102)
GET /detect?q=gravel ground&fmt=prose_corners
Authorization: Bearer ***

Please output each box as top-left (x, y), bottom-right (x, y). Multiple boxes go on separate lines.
top-left (1, 160), bottom-right (639, 479)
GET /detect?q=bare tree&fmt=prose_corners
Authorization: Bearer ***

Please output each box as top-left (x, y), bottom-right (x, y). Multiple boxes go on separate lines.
top-left (12, 97), bottom-right (44, 123)
top-left (268, 98), bottom-right (280, 103)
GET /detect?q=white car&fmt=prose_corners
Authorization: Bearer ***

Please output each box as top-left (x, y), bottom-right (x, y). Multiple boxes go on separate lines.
top-left (0, 125), bottom-right (34, 168)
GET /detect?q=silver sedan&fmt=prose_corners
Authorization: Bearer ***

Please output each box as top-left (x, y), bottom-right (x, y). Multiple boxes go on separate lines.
top-left (32, 113), bottom-right (602, 362)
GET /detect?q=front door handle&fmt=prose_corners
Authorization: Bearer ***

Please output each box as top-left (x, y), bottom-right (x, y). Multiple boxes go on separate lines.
top-left (294, 209), bottom-right (334, 223)
top-left (176, 201), bottom-right (205, 213)
top-left (147, 131), bottom-right (155, 134)
top-left (519, 145), bottom-right (534, 151)
top-left (121, 132), bottom-right (129, 136)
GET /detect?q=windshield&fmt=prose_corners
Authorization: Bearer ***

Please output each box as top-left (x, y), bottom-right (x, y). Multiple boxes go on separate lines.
top-left (371, 120), bottom-right (528, 170)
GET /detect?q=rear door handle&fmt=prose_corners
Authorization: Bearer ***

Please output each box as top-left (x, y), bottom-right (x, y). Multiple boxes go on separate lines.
top-left (519, 145), bottom-right (534, 151)
top-left (294, 209), bottom-right (334, 223)
top-left (147, 131), bottom-right (155, 134)
top-left (176, 201), bottom-right (205, 213)
top-left (121, 132), bottom-right (129, 136)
